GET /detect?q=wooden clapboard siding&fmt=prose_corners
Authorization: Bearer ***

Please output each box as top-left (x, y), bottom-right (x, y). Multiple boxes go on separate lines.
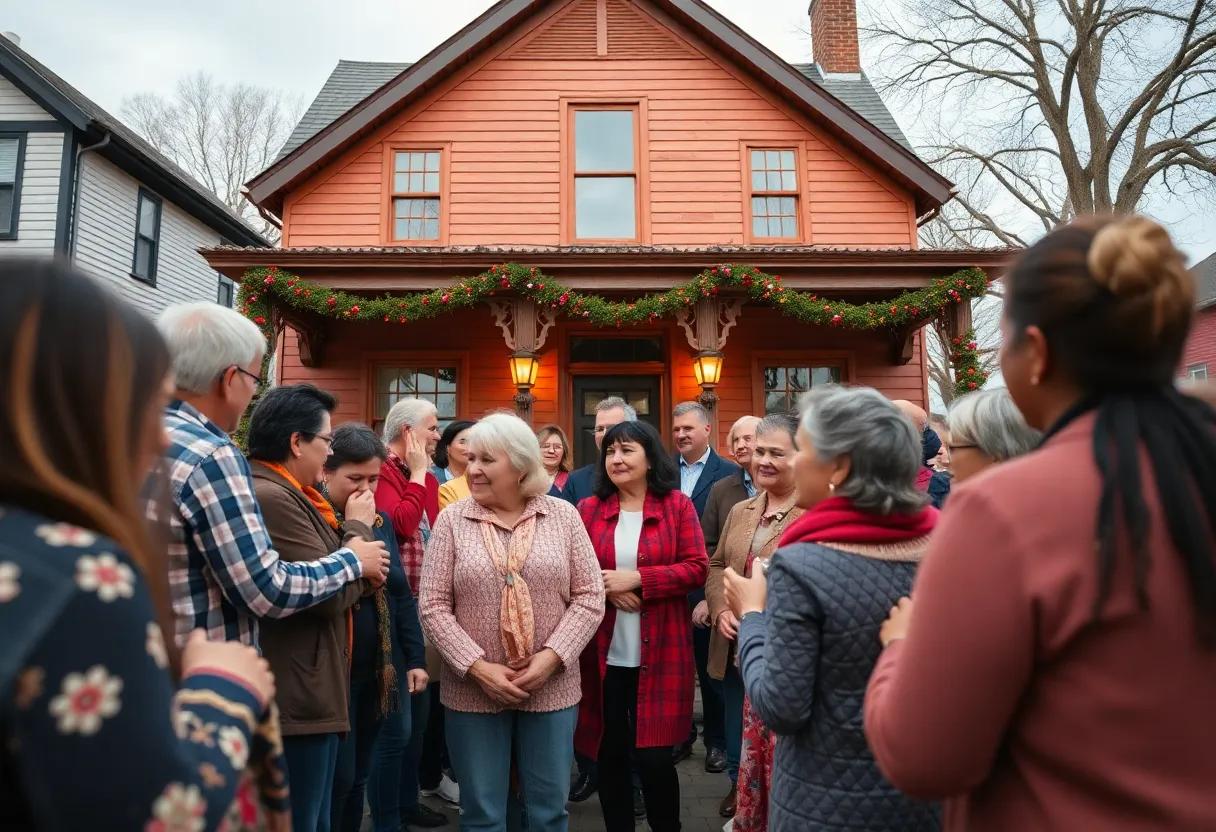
top-left (284, 0), bottom-right (915, 250)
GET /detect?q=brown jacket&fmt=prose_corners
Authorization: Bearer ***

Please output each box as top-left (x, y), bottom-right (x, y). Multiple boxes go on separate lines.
top-left (700, 468), bottom-right (751, 557)
top-left (705, 492), bottom-right (802, 679)
top-left (250, 462), bottom-right (372, 736)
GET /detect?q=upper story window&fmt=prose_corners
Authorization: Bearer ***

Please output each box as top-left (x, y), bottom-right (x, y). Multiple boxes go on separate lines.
top-left (749, 149), bottom-right (800, 240)
top-left (217, 276), bottom-right (235, 308)
top-left (573, 108), bottom-right (638, 241)
top-left (131, 189), bottom-right (162, 285)
top-left (392, 151), bottom-right (441, 241)
top-left (0, 134), bottom-right (26, 240)
top-left (1188, 363), bottom-right (1209, 381)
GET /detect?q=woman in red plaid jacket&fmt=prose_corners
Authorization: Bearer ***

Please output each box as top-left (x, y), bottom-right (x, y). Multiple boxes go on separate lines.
top-left (576, 420), bottom-right (709, 832)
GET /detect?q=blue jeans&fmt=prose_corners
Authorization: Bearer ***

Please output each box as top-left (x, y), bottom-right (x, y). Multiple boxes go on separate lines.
top-left (722, 663), bottom-right (745, 785)
top-left (283, 732), bottom-right (340, 832)
top-left (447, 706), bottom-right (578, 832)
top-left (332, 675), bottom-right (384, 832)
top-left (368, 685), bottom-right (428, 832)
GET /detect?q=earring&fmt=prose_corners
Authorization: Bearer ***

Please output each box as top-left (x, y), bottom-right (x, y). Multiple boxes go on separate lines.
top-left (1030, 374), bottom-right (1041, 386)
top-left (828, 483), bottom-right (836, 494)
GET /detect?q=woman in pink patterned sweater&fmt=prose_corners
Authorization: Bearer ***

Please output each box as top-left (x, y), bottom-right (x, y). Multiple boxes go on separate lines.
top-left (419, 413), bottom-right (605, 832)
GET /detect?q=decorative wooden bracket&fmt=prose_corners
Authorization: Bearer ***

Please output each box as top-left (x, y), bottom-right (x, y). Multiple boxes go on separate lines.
top-left (888, 323), bottom-right (916, 366)
top-left (271, 305), bottom-right (327, 368)
top-left (488, 298), bottom-right (557, 354)
top-left (673, 297), bottom-right (744, 353)
top-left (943, 297), bottom-right (974, 342)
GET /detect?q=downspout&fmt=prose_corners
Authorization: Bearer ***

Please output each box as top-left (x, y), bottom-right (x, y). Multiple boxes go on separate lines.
top-left (67, 132), bottom-right (111, 262)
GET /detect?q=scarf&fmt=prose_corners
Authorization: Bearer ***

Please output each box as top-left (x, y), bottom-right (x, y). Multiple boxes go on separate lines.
top-left (479, 512), bottom-right (538, 664)
top-left (779, 496), bottom-right (938, 547)
top-left (256, 461), bottom-right (340, 530)
top-left (329, 498), bottom-right (401, 719)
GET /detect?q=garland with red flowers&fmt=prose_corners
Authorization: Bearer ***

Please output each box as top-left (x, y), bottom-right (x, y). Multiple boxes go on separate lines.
top-left (950, 328), bottom-right (989, 398)
top-left (238, 262), bottom-right (989, 345)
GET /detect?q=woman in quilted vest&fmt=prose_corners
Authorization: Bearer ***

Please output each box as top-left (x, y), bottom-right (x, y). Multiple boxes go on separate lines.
top-left (724, 385), bottom-right (940, 831)
top-left (576, 419), bottom-right (710, 832)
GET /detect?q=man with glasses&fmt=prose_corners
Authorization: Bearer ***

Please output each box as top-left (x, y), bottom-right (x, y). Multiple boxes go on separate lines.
top-left (152, 302), bottom-right (388, 649)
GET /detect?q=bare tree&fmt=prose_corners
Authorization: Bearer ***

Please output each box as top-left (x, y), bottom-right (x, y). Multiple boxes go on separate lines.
top-left (123, 73), bottom-right (303, 241)
top-left (863, 0), bottom-right (1216, 245)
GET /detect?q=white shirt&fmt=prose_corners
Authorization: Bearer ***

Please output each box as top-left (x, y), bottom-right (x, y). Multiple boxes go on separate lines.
top-left (608, 510), bottom-right (644, 667)
top-left (679, 447), bottom-right (712, 497)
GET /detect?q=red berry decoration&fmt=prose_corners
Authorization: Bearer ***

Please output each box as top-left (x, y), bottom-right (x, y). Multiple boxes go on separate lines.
top-left (421, 297), bottom-right (429, 306)
top-left (501, 278), bottom-right (510, 288)
top-left (295, 287), bottom-right (302, 295)
top-left (327, 297), bottom-right (336, 307)
top-left (441, 294), bottom-right (450, 304)
top-left (253, 316), bottom-right (266, 325)
top-left (264, 276), bottom-right (275, 285)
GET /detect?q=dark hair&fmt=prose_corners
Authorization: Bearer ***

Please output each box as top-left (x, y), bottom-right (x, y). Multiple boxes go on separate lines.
top-left (0, 258), bottom-right (178, 673)
top-left (1005, 215), bottom-right (1216, 645)
top-left (593, 420), bottom-right (679, 499)
top-left (432, 418), bottom-right (477, 469)
top-left (247, 383), bottom-right (338, 462)
top-left (325, 423), bottom-right (386, 471)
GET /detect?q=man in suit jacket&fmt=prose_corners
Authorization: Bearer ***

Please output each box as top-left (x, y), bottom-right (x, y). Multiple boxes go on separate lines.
top-left (561, 395), bottom-right (637, 508)
top-left (701, 415), bottom-right (761, 557)
top-left (671, 401), bottom-right (740, 773)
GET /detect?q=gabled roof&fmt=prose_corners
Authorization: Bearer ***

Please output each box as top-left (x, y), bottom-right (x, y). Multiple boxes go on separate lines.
top-left (249, 0), bottom-right (952, 217)
top-left (1194, 251), bottom-right (1216, 310)
top-left (0, 37), bottom-right (270, 248)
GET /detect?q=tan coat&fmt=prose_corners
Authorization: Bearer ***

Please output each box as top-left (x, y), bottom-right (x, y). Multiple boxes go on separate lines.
top-left (250, 462), bottom-right (373, 736)
top-left (704, 492), bottom-right (803, 680)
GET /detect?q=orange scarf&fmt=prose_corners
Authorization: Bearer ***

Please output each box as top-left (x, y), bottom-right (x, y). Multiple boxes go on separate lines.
top-left (479, 514), bottom-right (537, 664)
top-left (258, 462), bottom-right (340, 530)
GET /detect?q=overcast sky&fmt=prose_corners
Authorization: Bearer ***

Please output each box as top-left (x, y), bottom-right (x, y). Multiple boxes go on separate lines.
top-left (6, 0), bottom-right (1213, 262)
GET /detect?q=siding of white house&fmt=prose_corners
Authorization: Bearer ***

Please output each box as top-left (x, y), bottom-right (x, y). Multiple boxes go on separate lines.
top-left (0, 75), bottom-right (54, 120)
top-left (0, 75), bottom-right (62, 256)
top-left (74, 154), bottom-right (226, 316)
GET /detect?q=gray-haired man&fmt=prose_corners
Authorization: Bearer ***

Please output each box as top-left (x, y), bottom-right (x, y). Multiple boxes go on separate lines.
top-left (560, 396), bottom-right (638, 507)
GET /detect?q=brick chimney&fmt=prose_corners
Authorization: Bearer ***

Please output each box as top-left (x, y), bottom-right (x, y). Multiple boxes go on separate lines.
top-left (808, 0), bottom-right (860, 75)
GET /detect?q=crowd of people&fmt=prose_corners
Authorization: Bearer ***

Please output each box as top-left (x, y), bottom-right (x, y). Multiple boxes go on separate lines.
top-left (4, 212), bottom-right (1216, 832)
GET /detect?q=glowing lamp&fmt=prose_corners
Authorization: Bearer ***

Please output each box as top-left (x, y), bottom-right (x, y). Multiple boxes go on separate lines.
top-left (509, 351), bottom-right (540, 389)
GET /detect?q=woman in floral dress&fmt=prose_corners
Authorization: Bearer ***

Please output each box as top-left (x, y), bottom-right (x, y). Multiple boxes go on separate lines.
top-left (0, 258), bottom-right (283, 830)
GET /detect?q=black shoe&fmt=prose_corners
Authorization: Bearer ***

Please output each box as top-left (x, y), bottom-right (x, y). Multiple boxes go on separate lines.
top-left (402, 803), bottom-right (449, 829)
top-left (633, 787), bottom-right (646, 820)
top-left (671, 739), bottom-right (694, 764)
top-left (569, 771), bottom-right (598, 802)
top-left (705, 747), bottom-right (727, 773)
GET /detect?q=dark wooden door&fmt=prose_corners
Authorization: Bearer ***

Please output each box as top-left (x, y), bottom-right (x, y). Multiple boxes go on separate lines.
top-left (571, 375), bottom-right (662, 468)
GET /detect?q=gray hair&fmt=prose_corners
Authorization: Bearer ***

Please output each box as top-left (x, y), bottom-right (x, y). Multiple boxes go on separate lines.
top-left (382, 397), bottom-right (438, 445)
top-left (673, 401), bottom-right (711, 423)
top-left (727, 415), bottom-right (761, 445)
top-left (156, 302), bottom-right (267, 394)
top-left (755, 412), bottom-right (797, 443)
top-left (596, 396), bottom-right (638, 421)
top-left (798, 385), bottom-right (926, 515)
top-left (947, 389), bottom-right (1040, 462)
top-left (466, 412), bottom-right (551, 498)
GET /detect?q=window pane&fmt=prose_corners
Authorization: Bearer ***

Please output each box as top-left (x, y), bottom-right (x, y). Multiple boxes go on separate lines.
top-left (0, 139), bottom-right (17, 183)
top-left (394, 219), bottom-right (409, 239)
top-left (780, 216), bottom-right (798, 237)
top-left (583, 393), bottom-right (600, 416)
top-left (812, 367), bottom-right (841, 385)
top-left (409, 172), bottom-right (424, 192)
top-left (139, 197), bottom-right (158, 237)
top-left (575, 176), bottom-right (636, 239)
top-left (765, 392), bottom-right (788, 414)
top-left (765, 150), bottom-right (780, 169)
top-left (134, 239), bottom-right (153, 278)
top-left (767, 197), bottom-right (782, 215)
top-left (424, 172), bottom-right (439, 192)
top-left (751, 197), bottom-right (766, 215)
top-left (629, 393), bottom-right (650, 415)
top-left (423, 219), bottom-right (439, 239)
top-left (752, 217), bottom-right (768, 237)
top-left (0, 187), bottom-right (12, 230)
top-left (425, 152), bottom-right (440, 172)
top-left (780, 150), bottom-right (795, 170)
top-left (394, 173), bottom-right (409, 193)
top-left (424, 200), bottom-right (440, 219)
top-left (575, 110), bottom-right (634, 172)
top-left (410, 152), bottom-right (425, 172)
top-left (768, 218), bottom-right (783, 237)
top-left (376, 366), bottom-right (400, 393)
top-left (394, 152), bottom-right (410, 172)
top-left (750, 150), bottom-right (765, 171)
top-left (781, 171), bottom-right (797, 191)
top-left (416, 370), bottom-right (437, 392)
top-left (751, 171), bottom-right (766, 192)
top-left (766, 171), bottom-right (781, 190)
top-left (780, 197), bottom-right (796, 215)
top-left (789, 367), bottom-right (810, 390)
top-left (408, 219), bottom-right (423, 238)
top-left (438, 368), bottom-right (457, 391)
top-left (436, 393), bottom-right (456, 418)
top-left (765, 367), bottom-right (785, 390)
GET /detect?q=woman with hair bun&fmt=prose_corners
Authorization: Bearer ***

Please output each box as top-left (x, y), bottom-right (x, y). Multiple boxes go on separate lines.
top-left (865, 216), bottom-right (1216, 831)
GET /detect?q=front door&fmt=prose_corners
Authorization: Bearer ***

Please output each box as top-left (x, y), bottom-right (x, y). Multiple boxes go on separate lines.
top-left (571, 375), bottom-right (662, 468)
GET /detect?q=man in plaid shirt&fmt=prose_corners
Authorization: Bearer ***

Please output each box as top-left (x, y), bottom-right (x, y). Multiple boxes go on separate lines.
top-left (153, 303), bottom-right (389, 648)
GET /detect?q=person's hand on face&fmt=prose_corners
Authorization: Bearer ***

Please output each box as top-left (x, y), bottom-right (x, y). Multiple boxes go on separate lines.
top-left (344, 489), bottom-right (377, 527)
top-left (403, 428), bottom-right (430, 474)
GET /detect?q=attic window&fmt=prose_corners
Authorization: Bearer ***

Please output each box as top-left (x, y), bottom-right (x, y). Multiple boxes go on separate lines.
top-left (571, 107), bottom-right (640, 241)
top-left (392, 150), bottom-right (441, 241)
top-left (748, 149), bottom-right (800, 240)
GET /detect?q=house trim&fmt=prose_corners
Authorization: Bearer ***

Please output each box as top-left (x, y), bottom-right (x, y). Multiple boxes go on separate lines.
top-left (246, 0), bottom-right (952, 215)
top-left (53, 129), bottom-right (78, 254)
top-left (0, 119), bottom-right (66, 133)
top-left (0, 131), bottom-right (27, 240)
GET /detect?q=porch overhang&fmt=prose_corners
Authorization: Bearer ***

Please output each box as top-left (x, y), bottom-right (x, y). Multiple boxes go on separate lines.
top-left (202, 244), bottom-right (1016, 292)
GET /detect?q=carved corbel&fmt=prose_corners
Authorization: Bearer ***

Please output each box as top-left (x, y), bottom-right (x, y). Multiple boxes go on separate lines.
top-left (488, 298), bottom-right (556, 425)
top-left (673, 297), bottom-right (743, 413)
top-left (888, 323), bottom-right (916, 366)
top-left (295, 322), bottom-right (328, 369)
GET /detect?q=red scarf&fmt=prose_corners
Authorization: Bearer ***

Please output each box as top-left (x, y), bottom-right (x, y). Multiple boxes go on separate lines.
top-left (778, 496), bottom-right (938, 547)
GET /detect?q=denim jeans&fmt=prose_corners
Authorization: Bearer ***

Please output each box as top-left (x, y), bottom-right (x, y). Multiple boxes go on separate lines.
top-left (283, 732), bottom-right (341, 832)
top-left (447, 706), bottom-right (578, 832)
top-left (331, 676), bottom-right (385, 832)
top-left (722, 663), bottom-right (745, 786)
top-left (367, 685), bottom-right (427, 832)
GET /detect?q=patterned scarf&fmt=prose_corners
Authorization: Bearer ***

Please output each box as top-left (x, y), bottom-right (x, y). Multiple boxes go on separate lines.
top-left (478, 513), bottom-right (538, 663)
top-left (328, 496), bottom-right (401, 719)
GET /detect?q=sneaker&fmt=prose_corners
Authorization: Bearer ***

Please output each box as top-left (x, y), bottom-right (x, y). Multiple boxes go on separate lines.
top-left (402, 803), bottom-right (449, 829)
top-left (633, 787), bottom-right (646, 820)
top-left (435, 773), bottom-right (460, 807)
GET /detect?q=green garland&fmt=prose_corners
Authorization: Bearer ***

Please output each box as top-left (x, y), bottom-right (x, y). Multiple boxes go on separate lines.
top-left (237, 262), bottom-right (990, 342)
top-left (950, 328), bottom-right (989, 398)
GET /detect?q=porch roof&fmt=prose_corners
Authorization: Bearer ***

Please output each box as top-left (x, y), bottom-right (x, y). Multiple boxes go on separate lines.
top-left (202, 244), bottom-right (1015, 292)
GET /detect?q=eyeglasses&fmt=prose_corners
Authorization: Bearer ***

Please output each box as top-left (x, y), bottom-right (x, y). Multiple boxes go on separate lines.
top-left (540, 443), bottom-right (565, 452)
top-left (947, 443), bottom-right (977, 452)
top-left (306, 433), bottom-right (334, 447)
top-left (228, 366), bottom-right (262, 385)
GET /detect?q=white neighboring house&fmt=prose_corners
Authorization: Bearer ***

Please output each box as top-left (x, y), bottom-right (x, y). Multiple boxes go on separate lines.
top-left (0, 33), bottom-right (268, 313)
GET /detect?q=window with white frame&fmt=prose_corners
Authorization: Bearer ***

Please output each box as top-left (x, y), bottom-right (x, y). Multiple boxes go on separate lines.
top-left (1187, 363), bottom-right (1209, 381)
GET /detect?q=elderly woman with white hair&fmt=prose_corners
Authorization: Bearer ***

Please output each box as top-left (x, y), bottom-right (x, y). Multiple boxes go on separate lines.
top-left (943, 388), bottom-right (1041, 484)
top-left (419, 412), bottom-right (605, 831)
top-left (723, 385), bottom-right (941, 831)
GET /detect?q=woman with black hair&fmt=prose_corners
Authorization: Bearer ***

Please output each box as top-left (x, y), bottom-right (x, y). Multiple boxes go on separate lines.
top-left (575, 420), bottom-right (709, 832)
top-left (323, 423), bottom-right (428, 832)
top-left (430, 419), bottom-right (477, 485)
top-left (865, 216), bottom-right (1216, 831)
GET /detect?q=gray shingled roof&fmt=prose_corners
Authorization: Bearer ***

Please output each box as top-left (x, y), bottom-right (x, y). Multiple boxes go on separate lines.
top-left (1194, 251), bottom-right (1216, 310)
top-left (278, 60), bottom-right (914, 162)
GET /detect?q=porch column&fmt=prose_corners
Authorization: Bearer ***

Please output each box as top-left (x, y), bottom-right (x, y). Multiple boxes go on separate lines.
top-left (488, 297), bottom-right (556, 427)
top-left (674, 296), bottom-right (744, 422)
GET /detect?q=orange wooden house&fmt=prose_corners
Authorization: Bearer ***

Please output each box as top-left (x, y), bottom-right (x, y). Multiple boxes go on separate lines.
top-left (206, 0), bottom-right (1009, 466)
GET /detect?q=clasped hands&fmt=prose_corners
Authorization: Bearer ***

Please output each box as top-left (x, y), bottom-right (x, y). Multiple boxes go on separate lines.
top-left (603, 568), bottom-right (642, 612)
top-left (468, 647), bottom-right (563, 706)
